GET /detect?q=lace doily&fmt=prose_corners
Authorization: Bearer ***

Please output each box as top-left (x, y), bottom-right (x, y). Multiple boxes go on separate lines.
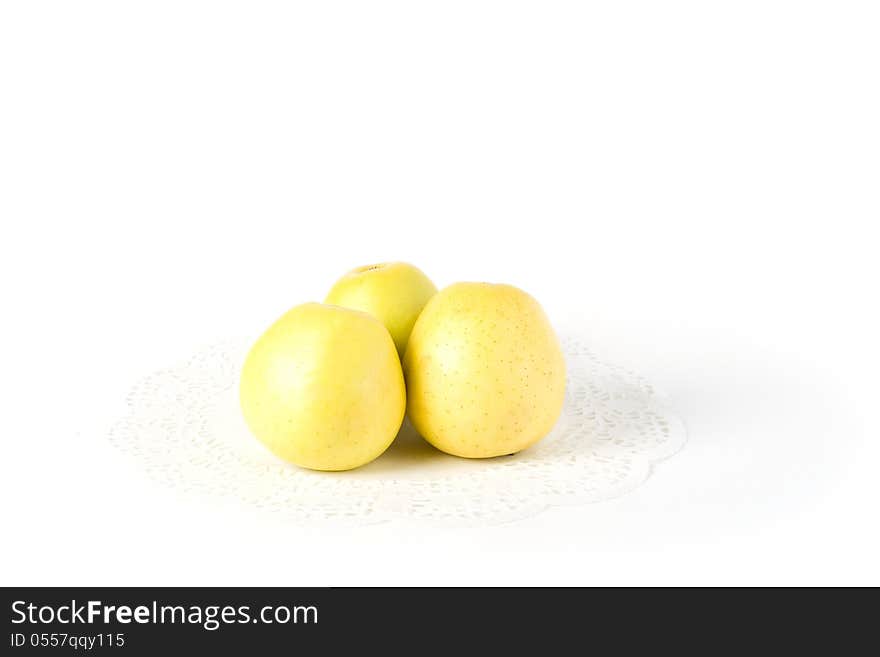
top-left (108, 336), bottom-right (686, 526)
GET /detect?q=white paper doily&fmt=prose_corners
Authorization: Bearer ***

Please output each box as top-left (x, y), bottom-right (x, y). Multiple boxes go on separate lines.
top-left (108, 336), bottom-right (686, 527)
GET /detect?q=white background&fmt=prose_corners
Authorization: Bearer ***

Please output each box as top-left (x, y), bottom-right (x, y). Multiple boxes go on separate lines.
top-left (1, 1), bottom-right (878, 585)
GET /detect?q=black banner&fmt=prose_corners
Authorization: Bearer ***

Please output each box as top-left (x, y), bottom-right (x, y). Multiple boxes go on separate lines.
top-left (1, 587), bottom-right (873, 654)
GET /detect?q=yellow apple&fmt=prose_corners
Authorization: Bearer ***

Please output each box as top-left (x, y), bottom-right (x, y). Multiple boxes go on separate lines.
top-left (324, 262), bottom-right (437, 358)
top-left (403, 282), bottom-right (566, 458)
top-left (240, 302), bottom-right (405, 471)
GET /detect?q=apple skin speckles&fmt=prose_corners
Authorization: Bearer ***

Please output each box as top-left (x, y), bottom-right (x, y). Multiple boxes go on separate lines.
top-left (325, 262), bottom-right (437, 359)
top-left (403, 282), bottom-right (566, 459)
top-left (240, 303), bottom-right (405, 471)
